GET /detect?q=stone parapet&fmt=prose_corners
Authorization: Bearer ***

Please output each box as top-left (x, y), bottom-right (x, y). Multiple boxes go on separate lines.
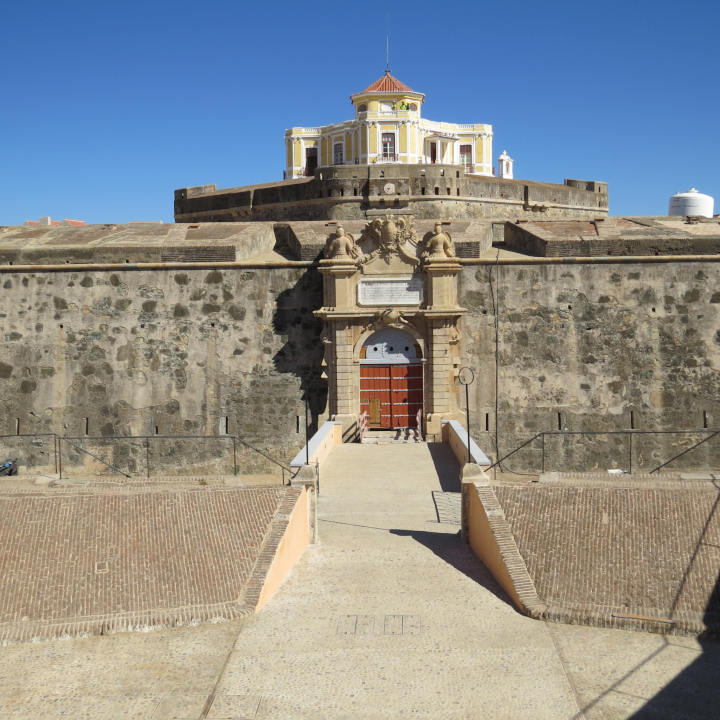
top-left (174, 166), bottom-right (608, 223)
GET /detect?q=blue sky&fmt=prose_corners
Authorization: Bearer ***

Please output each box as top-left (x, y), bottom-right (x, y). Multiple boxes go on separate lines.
top-left (1, 0), bottom-right (718, 224)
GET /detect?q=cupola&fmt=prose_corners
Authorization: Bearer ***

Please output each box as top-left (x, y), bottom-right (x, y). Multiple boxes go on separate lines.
top-left (350, 71), bottom-right (425, 117)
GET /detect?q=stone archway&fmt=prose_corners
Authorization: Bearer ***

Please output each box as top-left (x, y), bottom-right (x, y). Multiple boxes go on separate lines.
top-left (360, 328), bottom-right (423, 429)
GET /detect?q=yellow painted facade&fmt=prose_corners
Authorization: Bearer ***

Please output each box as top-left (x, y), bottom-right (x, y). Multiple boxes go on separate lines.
top-left (285, 72), bottom-right (493, 178)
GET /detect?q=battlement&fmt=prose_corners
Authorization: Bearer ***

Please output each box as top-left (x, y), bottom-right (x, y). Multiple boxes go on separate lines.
top-left (174, 165), bottom-right (609, 224)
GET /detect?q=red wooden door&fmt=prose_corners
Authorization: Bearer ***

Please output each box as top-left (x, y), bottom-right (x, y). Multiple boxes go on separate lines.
top-left (391, 365), bottom-right (423, 428)
top-left (360, 365), bottom-right (392, 428)
top-left (361, 365), bottom-right (423, 429)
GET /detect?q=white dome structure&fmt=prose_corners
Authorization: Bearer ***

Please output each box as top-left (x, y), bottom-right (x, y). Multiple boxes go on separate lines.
top-left (668, 188), bottom-right (714, 218)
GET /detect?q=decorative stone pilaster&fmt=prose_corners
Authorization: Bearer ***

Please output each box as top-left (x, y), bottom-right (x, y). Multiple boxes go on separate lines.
top-left (424, 257), bottom-right (465, 436)
top-left (318, 259), bottom-right (361, 436)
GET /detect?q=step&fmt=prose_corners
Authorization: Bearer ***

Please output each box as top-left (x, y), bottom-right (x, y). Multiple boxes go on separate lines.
top-left (361, 430), bottom-right (424, 444)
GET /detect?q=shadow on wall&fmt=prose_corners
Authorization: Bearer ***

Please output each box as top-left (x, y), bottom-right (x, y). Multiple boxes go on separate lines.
top-left (272, 268), bottom-right (327, 436)
top-left (389, 528), bottom-right (517, 612)
top-left (426, 442), bottom-right (462, 492)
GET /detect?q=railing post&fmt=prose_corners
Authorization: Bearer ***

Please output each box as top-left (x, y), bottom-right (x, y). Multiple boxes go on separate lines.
top-left (58, 437), bottom-right (62, 480)
top-left (541, 433), bottom-right (545, 474)
top-left (629, 431), bottom-right (633, 475)
top-left (146, 436), bottom-right (150, 478)
top-left (53, 434), bottom-right (58, 475)
top-left (233, 436), bottom-right (237, 476)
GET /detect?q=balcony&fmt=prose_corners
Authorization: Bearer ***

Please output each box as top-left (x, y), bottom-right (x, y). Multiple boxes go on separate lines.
top-left (376, 153), bottom-right (399, 163)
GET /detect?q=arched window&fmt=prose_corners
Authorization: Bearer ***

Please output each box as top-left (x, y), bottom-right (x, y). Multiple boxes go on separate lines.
top-left (358, 103), bottom-right (367, 113)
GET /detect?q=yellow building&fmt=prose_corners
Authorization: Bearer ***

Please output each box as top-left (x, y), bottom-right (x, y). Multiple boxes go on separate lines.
top-left (285, 72), bottom-right (493, 178)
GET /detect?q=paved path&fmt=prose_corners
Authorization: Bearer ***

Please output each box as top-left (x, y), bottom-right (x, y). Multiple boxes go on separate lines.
top-left (0, 442), bottom-right (719, 719)
top-left (213, 443), bottom-right (716, 719)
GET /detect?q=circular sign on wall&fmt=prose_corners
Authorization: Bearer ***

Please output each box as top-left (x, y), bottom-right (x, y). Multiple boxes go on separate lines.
top-left (383, 183), bottom-right (396, 195)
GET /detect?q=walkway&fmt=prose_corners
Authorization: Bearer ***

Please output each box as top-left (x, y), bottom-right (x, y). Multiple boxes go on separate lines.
top-left (210, 443), bottom-right (692, 719)
top-left (0, 443), bottom-right (718, 719)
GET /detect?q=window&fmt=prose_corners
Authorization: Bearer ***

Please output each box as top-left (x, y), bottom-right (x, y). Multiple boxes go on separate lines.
top-left (460, 144), bottom-right (473, 170)
top-left (334, 143), bottom-right (343, 165)
top-left (409, 103), bottom-right (418, 111)
top-left (358, 103), bottom-right (367, 113)
top-left (305, 147), bottom-right (318, 175)
top-left (381, 133), bottom-right (395, 160)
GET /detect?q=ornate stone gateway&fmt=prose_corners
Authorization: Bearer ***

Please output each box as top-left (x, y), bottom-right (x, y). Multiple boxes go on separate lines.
top-left (316, 216), bottom-right (465, 440)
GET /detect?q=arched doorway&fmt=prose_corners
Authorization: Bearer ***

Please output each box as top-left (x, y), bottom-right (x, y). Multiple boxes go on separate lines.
top-left (360, 328), bottom-right (423, 429)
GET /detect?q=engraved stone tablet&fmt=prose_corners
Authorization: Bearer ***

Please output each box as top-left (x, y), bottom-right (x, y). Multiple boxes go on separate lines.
top-left (358, 278), bottom-right (423, 306)
top-left (383, 182), bottom-right (396, 195)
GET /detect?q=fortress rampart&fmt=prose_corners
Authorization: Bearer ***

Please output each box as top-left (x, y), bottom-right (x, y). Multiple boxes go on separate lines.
top-left (0, 219), bottom-right (719, 474)
top-left (174, 166), bottom-right (609, 224)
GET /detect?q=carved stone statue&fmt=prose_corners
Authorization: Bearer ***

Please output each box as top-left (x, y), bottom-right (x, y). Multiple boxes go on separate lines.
top-left (324, 225), bottom-right (359, 260)
top-left (422, 222), bottom-right (456, 259)
top-left (358, 215), bottom-right (419, 266)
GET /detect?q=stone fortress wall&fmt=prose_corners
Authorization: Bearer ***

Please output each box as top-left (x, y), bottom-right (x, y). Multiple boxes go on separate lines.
top-left (1, 210), bottom-right (720, 474)
top-left (460, 260), bottom-right (720, 472)
top-left (0, 258), bottom-right (325, 475)
top-left (174, 165), bottom-right (609, 224)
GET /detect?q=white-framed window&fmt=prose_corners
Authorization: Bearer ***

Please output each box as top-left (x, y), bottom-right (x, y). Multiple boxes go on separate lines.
top-left (460, 144), bottom-right (473, 170)
top-left (381, 133), bottom-right (396, 161)
top-left (333, 142), bottom-right (344, 165)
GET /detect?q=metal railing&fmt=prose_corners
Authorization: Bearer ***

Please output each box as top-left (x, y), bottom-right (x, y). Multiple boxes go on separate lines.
top-left (0, 433), bottom-right (293, 484)
top-left (488, 429), bottom-right (720, 475)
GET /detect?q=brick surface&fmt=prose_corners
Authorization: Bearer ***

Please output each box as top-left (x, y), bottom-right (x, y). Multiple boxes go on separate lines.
top-left (495, 484), bottom-right (720, 635)
top-left (0, 484), bottom-right (300, 643)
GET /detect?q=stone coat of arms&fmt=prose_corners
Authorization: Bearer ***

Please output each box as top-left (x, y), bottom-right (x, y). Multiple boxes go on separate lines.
top-left (359, 215), bottom-right (420, 266)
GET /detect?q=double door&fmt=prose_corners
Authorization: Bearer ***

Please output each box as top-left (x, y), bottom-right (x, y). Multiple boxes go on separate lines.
top-left (360, 364), bottom-right (423, 429)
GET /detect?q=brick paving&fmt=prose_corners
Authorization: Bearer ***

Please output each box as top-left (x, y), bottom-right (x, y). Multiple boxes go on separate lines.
top-left (0, 483), bottom-right (300, 643)
top-left (495, 483), bottom-right (720, 635)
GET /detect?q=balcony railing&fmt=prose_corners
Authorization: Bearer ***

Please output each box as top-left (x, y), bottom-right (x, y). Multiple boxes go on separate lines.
top-left (377, 153), bottom-right (399, 162)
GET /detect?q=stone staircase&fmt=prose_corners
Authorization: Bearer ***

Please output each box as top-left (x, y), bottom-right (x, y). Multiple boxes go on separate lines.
top-left (361, 429), bottom-right (423, 444)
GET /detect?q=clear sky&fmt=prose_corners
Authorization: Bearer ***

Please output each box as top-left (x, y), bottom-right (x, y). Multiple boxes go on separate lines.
top-left (1, 0), bottom-right (718, 224)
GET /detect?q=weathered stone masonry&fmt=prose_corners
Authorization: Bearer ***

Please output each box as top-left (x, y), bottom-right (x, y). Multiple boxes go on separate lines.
top-left (460, 260), bottom-right (720, 471)
top-left (0, 265), bottom-right (324, 471)
top-left (2, 215), bottom-right (720, 475)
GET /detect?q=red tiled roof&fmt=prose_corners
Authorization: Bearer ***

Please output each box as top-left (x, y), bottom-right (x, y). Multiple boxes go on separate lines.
top-left (63, 219), bottom-right (86, 227)
top-left (357, 71), bottom-right (416, 94)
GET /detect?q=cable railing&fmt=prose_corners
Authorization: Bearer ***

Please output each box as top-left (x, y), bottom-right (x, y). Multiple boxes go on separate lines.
top-left (0, 433), bottom-right (293, 484)
top-left (487, 429), bottom-right (720, 475)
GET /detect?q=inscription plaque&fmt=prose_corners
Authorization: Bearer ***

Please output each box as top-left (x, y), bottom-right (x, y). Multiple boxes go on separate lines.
top-left (358, 278), bottom-right (423, 306)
